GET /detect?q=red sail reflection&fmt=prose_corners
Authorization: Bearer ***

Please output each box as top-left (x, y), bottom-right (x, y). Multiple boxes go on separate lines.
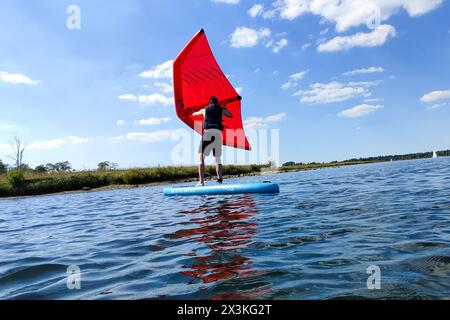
top-left (171, 195), bottom-right (271, 299)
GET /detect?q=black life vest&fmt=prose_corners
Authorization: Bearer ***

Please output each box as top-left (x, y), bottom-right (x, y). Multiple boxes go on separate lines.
top-left (203, 103), bottom-right (223, 131)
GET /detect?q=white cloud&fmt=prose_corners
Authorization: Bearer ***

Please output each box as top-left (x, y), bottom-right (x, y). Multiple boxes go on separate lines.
top-left (235, 87), bottom-right (243, 94)
top-left (294, 81), bottom-right (371, 104)
top-left (290, 72), bottom-right (307, 82)
top-left (107, 136), bottom-right (125, 143)
top-left (426, 102), bottom-right (449, 111)
top-left (28, 139), bottom-right (67, 151)
top-left (420, 90), bottom-right (450, 103)
top-left (119, 93), bottom-right (173, 106)
top-left (0, 71), bottom-right (40, 85)
top-left (348, 80), bottom-right (381, 87)
top-left (266, 38), bottom-right (288, 53)
top-left (1, 136), bottom-right (91, 153)
top-left (135, 117), bottom-right (171, 126)
top-left (281, 83), bottom-right (293, 91)
top-left (301, 43), bottom-right (311, 50)
top-left (154, 82), bottom-right (174, 93)
top-left (138, 94), bottom-right (173, 106)
top-left (118, 94), bottom-right (138, 102)
top-left (265, 113), bottom-right (287, 122)
top-left (364, 98), bottom-right (382, 103)
top-left (139, 60), bottom-right (173, 79)
top-left (247, 3), bottom-right (276, 19)
top-left (254, 68), bottom-right (261, 73)
top-left (28, 136), bottom-right (92, 151)
top-left (249, 4), bottom-right (264, 18)
top-left (211, 0), bottom-right (239, 4)
top-left (318, 25), bottom-right (396, 52)
top-left (281, 71), bottom-right (307, 90)
top-left (260, 9), bottom-right (277, 19)
top-left (268, 0), bottom-right (442, 32)
top-left (244, 113), bottom-right (287, 129)
top-left (230, 27), bottom-right (289, 53)
top-left (319, 28), bottom-right (329, 36)
top-left (343, 66), bottom-right (385, 76)
top-left (230, 27), bottom-right (271, 48)
top-left (108, 130), bottom-right (174, 144)
top-left (315, 37), bottom-right (327, 46)
top-left (116, 120), bottom-right (126, 126)
top-left (67, 136), bottom-right (92, 144)
top-left (338, 104), bottom-right (383, 118)
top-left (274, 0), bottom-right (308, 20)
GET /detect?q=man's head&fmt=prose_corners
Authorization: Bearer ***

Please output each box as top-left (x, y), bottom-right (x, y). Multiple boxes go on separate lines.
top-left (209, 96), bottom-right (219, 105)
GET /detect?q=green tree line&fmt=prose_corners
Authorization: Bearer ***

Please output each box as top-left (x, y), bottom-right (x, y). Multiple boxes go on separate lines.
top-left (282, 150), bottom-right (450, 167)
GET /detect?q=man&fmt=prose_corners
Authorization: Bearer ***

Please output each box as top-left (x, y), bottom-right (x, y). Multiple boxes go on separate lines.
top-left (192, 96), bottom-right (232, 186)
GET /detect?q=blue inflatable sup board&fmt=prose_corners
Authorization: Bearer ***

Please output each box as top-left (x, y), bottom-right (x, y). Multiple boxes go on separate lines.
top-left (163, 182), bottom-right (279, 196)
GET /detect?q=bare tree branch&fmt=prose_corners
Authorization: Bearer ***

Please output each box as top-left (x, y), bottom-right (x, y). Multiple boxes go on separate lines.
top-left (9, 134), bottom-right (27, 169)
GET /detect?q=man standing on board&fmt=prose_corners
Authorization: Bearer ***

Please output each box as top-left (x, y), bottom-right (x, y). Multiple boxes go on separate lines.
top-left (192, 96), bottom-right (233, 186)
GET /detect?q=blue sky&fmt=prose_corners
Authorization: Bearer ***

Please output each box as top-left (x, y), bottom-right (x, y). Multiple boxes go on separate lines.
top-left (0, 0), bottom-right (449, 169)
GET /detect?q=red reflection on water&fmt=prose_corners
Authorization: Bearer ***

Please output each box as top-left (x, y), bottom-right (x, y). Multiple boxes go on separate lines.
top-left (172, 195), bottom-right (271, 298)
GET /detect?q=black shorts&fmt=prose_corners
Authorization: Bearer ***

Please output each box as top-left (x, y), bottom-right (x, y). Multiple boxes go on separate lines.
top-left (199, 129), bottom-right (222, 157)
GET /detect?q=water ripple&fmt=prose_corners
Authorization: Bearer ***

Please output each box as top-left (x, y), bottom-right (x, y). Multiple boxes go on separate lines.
top-left (1, 158), bottom-right (450, 299)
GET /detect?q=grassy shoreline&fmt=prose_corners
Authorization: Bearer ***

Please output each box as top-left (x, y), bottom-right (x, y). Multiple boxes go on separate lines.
top-left (278, 160), bottom-right (377, 172)
top-left (0, 161), bottom-right (377, 199)
top-left (0, 165), bottom-right (264, 198)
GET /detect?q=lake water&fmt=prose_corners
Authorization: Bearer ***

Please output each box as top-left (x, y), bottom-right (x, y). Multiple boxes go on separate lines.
top-left (1, 158), bottom-right (449, 300)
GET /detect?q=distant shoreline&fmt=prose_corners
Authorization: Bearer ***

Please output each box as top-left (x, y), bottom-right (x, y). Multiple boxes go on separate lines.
top-left (1, 161), bottom-right (377, 199)
top-left (0, 164), bottom-right (264, 199)
top-left (2, 153), bottom-right (448, 199)
top-left (1, 172), bottom-right (264, 200)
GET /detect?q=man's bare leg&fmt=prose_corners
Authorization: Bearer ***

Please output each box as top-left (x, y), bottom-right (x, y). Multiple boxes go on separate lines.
top-left (215, 156), bottom-right (223, 183)
top-left (197, 153), bottom-right (205, 186)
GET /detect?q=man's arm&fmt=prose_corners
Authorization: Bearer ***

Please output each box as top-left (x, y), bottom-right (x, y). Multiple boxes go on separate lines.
top-left (192, 109), bottom-right (205, 117)
top-left (222, 106), bottom-right (232, 118)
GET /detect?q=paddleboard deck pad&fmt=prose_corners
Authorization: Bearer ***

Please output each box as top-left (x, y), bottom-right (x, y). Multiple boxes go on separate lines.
top-left (163, 182), bottom-right (279, 196)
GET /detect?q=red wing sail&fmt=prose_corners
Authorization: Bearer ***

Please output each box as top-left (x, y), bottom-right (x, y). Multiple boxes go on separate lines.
top-left (173, 29), bottom-right (251, 151)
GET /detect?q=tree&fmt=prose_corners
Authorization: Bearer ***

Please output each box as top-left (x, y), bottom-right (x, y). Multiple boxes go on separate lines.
top-left (43, 162), bottom-right (72, 173)
top-left (45, 163), bottom-right (57, 173)
top-left (19, 163), bottom-right (31, 170)
top-left (35, 165), bottom-right (47, 173)
top-left (97, 161), bottom-right (111, 171)
top-left (54, 161), bottom-right (72, 172)
top-left (0, 159), bottom-right (7, 174)
top-left (98, 161), bottom-right (119, 171)
top-left (10, 135), bottom-right (26, 169)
